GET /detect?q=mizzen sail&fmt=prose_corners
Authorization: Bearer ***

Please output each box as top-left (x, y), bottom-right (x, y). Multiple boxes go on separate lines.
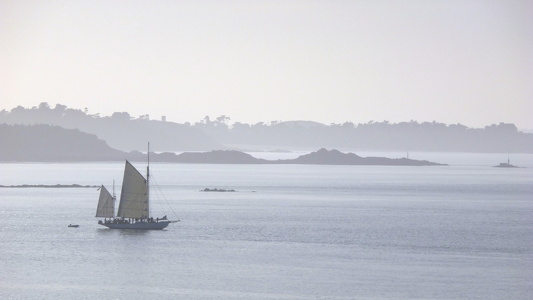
top-left (95, 185), bottom-right (115, 218)
top-left (117, 160), bottom-right (149, 219)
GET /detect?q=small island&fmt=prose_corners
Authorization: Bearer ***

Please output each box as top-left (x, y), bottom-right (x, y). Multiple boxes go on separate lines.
top-left (171, 148), bottom-right (446, 166)
top-left (200, 188), bottom-right (237, 192)
top-left (493, 157), bottom-right (520, 168)
top-left (493, 162), bottom-right (519, 168)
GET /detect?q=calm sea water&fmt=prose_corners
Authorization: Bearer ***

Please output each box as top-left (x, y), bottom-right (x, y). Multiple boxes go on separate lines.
top-left (1, 152), bottom-right (532, 299)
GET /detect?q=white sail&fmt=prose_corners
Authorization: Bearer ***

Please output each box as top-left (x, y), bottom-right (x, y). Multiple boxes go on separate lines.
top-left (117, 160), bottom-right (149, 219)
top-left (95, 185), bottom-right (115, 218)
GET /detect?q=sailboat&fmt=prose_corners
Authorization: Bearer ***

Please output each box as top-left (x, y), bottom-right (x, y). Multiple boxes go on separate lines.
top-left (96, 146), bottom-right (174, 230)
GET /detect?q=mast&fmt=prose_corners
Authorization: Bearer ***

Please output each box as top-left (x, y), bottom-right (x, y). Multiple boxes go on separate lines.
top-left (147, 142), bottom-right (150, 218)
top-left (112, 179), bottom-right (116, 217)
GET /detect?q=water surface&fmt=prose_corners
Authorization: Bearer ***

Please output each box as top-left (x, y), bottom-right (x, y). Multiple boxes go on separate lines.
top-left (1, 154), bottom-right (532, 299)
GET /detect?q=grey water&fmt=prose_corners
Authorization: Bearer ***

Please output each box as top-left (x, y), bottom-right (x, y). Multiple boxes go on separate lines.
top-left (1, 153), bottom-right (532, 299)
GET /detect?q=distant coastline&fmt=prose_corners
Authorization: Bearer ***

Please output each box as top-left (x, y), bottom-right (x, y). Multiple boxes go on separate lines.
top-left (0, 184), bottom-right (98, 188)
top-left (166, 148), bottom-right (445, 166)
top-left (4, 122), bottom-right (531, 166)
top-left (0, 124), bottom-right (446, 165)
top-left (2, 104), bottom-right (532, 153)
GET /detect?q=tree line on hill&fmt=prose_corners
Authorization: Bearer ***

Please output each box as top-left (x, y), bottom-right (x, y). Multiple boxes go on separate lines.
top-left (1, 103), bottom-right (532, 153)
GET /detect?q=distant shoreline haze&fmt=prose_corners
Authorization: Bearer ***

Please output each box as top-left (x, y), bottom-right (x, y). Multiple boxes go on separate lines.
top-left (1, 103), bottom-right (532, 153)
top-left (0, 124), bottom-right (445, 166)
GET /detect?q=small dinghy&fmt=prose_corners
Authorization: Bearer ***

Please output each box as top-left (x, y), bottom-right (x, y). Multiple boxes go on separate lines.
top-left (68, 224), bottom-right (79, 228)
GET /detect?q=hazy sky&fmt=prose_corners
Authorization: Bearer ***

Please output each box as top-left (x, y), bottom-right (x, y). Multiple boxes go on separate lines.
top-left (1, 0), bottom-right (532, 129)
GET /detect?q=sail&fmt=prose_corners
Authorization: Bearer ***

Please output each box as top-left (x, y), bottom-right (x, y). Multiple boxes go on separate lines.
top-left (117, 160), bottom-right (149, 219)
top-left (95, 185), bottom-right (115, 218)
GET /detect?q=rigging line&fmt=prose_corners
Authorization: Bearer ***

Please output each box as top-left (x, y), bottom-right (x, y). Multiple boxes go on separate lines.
top-left (150, 173), bottom-right (180, 220)
top-left (147, 171), bottom-right (165, 215)
top-left (153, 175), bottom-right (179, 220)
top-left (151, 177), bottom-right (166, 215)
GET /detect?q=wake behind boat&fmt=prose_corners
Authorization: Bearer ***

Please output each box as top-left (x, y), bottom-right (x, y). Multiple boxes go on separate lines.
top-left (96, 144), bottom-right (176, 230)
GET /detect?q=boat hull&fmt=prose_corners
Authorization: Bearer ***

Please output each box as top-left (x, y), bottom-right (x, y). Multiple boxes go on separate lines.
top-left (100, 221), bottom-right (170, 230)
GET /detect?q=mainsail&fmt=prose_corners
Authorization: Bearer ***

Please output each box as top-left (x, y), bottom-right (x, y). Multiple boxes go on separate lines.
top-left (95, 185), bottom-right (115, 218)
top-left (117, 160), bottom-right (149, 219)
